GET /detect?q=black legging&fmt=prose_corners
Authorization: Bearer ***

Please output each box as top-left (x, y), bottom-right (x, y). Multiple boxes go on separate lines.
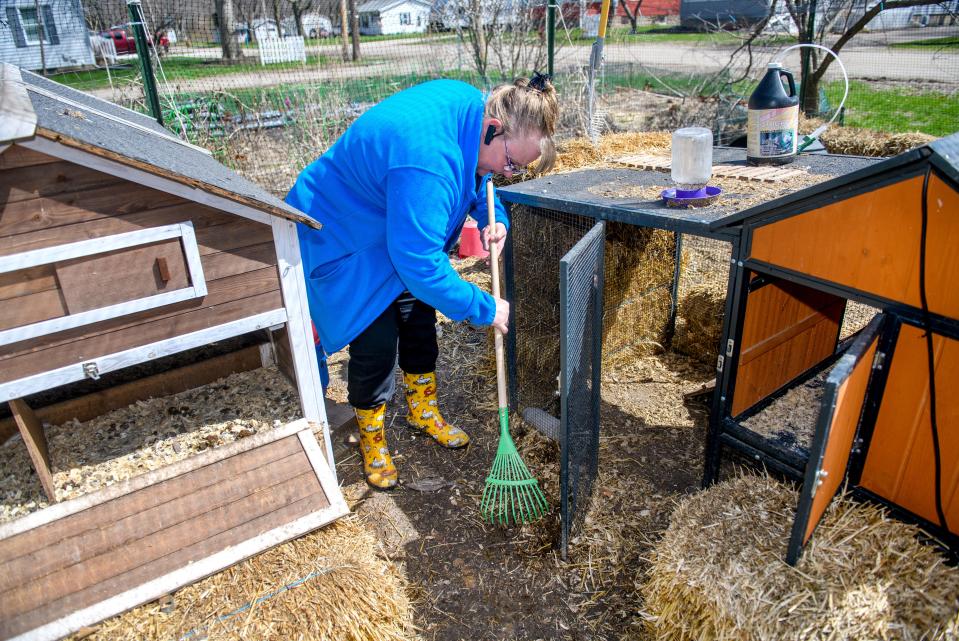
top-left (347, 292), bottom-right (439, 409)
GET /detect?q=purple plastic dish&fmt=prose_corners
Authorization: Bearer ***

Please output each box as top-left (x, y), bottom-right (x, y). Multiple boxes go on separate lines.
top-left (661, 185), bottom-right (722, 208)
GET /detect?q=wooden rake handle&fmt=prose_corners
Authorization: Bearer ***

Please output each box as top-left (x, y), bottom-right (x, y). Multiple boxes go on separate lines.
top-left (486, 180), bottom-right (508, 413)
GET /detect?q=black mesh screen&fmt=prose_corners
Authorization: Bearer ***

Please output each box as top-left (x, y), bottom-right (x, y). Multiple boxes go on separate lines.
top-left (559, 221), bottom-right (605, 556)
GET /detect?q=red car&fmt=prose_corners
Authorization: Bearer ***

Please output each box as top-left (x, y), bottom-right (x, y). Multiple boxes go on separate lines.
top-left (100, 29), bottom-right (151, 55)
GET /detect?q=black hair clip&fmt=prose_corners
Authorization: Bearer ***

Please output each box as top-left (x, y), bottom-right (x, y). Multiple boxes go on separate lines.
top-left (529, 71), bottom-right (551, 92)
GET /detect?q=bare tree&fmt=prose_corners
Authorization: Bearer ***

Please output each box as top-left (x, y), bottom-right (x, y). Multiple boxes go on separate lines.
top-left (215, 0), bottom-right (241, 60)
top-left (348, 0), bottom-right (359, 60)
top-left (270, 0), bottom-right (283, 36)
top-left (620, 0), bottom-right (643, 33)
top-left (289, 0), bottom-right (314, 36)
top-left (339, 0), bottom-right (349, 60)
top-left (439, 0), bottom-right (551, 80)
top-left (782, 0), bottom-right (948, 114)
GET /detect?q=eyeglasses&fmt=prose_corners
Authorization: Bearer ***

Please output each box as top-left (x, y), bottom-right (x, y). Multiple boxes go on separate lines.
top-left (502, 137), bottom-right (528, 177)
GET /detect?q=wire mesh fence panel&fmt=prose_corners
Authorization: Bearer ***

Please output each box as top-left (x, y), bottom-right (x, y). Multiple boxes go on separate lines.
top-left (506, 206), bottom-right (596, 416)
top-left (671, 234), bottom-right (733, 365)
top-left (558, 220), bottom-right (604, 557)
top-left (11, 0), bottom-right (954, 188)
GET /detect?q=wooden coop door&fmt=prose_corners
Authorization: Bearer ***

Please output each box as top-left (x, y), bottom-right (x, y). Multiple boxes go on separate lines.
top-left (857, 323), bottom-right (959, 534)
top-left (786, 315), bottom-right (883, 565)
top-left (731, 274), bottom-right (845, 417)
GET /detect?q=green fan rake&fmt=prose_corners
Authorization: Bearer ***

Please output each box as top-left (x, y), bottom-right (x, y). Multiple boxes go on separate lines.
top-left (480, 181), bottom-right (549, 526)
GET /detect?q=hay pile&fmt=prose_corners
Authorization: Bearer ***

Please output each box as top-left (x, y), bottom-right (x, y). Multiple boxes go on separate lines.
top-left (671, 285), bottom-right (726, 364)
top-left (505, 133), bottom-right (679, 402)
top-left (76, 515), bottom-right (417, 641)
top-left (547, 132), bottom-right (672, 175)
top-left (799, 118), bottom-right (936, 158)
top-left (509, 208), bottom-right (676, 405)
top-left (641, 474), bottom-right (959, 641)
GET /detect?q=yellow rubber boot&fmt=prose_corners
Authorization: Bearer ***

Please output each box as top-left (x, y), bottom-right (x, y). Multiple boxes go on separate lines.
top-left (355, 404), bottom-right (397, 489)
top-left (403, 371), bottom-right (470, 448)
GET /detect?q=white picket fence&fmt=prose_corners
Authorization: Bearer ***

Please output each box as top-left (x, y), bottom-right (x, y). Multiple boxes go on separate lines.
top-left (259, 36), bottom-right (306, 65)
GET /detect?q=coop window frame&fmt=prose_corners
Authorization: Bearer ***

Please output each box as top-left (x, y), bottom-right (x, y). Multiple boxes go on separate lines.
top-left (0, 222), bottom-right (207, 347)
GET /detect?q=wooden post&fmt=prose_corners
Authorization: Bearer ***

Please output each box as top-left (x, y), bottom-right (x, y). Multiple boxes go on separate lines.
top-left (270, 218), bottom-right (335, 469)
top-left (9, 398), bottom-right (57, 502)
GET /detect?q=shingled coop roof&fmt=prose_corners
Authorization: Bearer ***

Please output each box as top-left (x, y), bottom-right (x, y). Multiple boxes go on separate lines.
top-left (0, 63), bottom-right (318, 228)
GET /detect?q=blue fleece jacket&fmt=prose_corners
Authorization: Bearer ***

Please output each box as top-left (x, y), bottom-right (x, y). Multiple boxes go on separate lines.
top-left (285, 80), bottom-right (509, 354)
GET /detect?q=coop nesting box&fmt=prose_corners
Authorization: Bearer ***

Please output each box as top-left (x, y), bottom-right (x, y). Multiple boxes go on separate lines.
top-left (0, 64), bottom-right (347, 640)
top-left (705, 131), bottom-right (959, 564)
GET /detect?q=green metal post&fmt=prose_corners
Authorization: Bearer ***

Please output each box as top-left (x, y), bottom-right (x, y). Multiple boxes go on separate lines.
top-left (547, 1), bottom-right (555, 77)
top-left (127, 0), bottom-right (163, 125)
top-left (799, 0), bottom-right (817, 116)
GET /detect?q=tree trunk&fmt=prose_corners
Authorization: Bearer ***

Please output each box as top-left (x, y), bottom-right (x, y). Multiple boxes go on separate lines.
top-left (339, 0), bottom-right (349, 60)
top-left (292, 4), bottom-right (304, 36)
top-left (215, 0), bottom-right (240, 61)
top-left (468, 0), bottom-right (487, 77)
top-left (272, 0), bottom-right (283, 37)
top-left (621, 0), bottom-right (642, 33)
top-left (349, 0), bottom-right (360, 60)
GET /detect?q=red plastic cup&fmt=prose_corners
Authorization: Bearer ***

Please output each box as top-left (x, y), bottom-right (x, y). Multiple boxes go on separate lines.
top-left (458, 218), bottom-right (489, 258)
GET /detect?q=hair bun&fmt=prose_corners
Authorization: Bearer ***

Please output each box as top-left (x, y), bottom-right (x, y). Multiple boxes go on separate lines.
top-left (528, 71), bottom-right (551, 93)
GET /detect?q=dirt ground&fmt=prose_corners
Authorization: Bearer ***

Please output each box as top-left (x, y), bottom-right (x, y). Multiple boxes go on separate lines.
top-left (321, 255), bottom-right (715, 641)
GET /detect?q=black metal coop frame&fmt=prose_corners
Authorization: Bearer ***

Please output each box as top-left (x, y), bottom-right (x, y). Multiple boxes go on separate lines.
top-left (703, 136), bottom-right (959, 563)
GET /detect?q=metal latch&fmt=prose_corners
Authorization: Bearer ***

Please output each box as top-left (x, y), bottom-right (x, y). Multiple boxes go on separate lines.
top-left (82, 362), bottom-right (100, 380)
top-left (716, 354), bottom-right (725, 372)
top-left (726, 339), bottom-right (735, 357)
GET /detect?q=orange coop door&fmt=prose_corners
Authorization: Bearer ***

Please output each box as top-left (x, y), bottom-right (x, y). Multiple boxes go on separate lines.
top-left (786, 314), bottom-right (884, 565)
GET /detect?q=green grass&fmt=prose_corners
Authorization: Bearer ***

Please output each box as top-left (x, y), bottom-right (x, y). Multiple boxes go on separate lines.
top-left (890, 35), bottom-right (959, 49)
top-left (565, 24), bottom-right (745, 44)
top-left (822, 80), bottom-right (958, 137)
top-left (50, 54), bottom-right (378, 91)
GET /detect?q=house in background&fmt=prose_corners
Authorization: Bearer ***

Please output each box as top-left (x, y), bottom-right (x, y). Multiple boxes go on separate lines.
top-left (1, 0), bottom-right (94, 71)
top-left (356, 0), bottom-right (431, 34)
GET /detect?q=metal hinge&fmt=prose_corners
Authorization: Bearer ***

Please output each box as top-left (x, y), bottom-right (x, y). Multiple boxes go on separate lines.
top-left (810, 469), bottom-right (829, 498)
top-left (716, 354), bottom-right (725, 372)
top-left (82, 362), bottom-right (100, 380)
top-left (872, 350), bottom-right (886, 371)
top-left (726, 339), bottom-right (735, 357)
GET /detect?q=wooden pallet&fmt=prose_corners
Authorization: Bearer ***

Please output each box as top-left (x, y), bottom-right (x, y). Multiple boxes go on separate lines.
top-left (614, 154), bottom-right (808, 183)
top-left (0, 419), bottom-right (347, 641)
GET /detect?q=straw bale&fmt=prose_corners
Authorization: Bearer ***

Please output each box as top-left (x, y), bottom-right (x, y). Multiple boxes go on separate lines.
top-left (547, 132), bottom-right (672, 175)
top-left (799, 118), bottom-right (936, 158)
top-left (74, 514), bottom-right (417, 641)
top-left (508, 207), bottom-right (677, 405)
top-left (671, 285), bottom-right (726, 365)
top-left (641, 473), bottom-right (959, 641)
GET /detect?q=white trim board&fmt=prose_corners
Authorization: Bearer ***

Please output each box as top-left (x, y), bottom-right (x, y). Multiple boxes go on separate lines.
top-left (271, 218), bottom-right (335, 467)
top-left (0, 308), bottom-right (288, 401)
top-left (0, 223), bottom-right (207, 347)
top-left (21, 137), bottom-right (276, 228)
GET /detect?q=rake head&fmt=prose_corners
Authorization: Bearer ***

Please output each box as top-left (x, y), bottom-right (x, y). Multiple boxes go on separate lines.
top-left (480, 430), bottom-right (548, 527)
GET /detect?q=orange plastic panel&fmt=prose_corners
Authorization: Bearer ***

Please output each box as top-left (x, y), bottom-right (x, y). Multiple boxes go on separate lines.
top-left (750, 174), bottom-right (959, 320)
top-left (732, 277), bottom-right (844, 417)
top-left (804, 335), bottom-right (878, 544)
top-left (859, 325), bottom-right (959, 532)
